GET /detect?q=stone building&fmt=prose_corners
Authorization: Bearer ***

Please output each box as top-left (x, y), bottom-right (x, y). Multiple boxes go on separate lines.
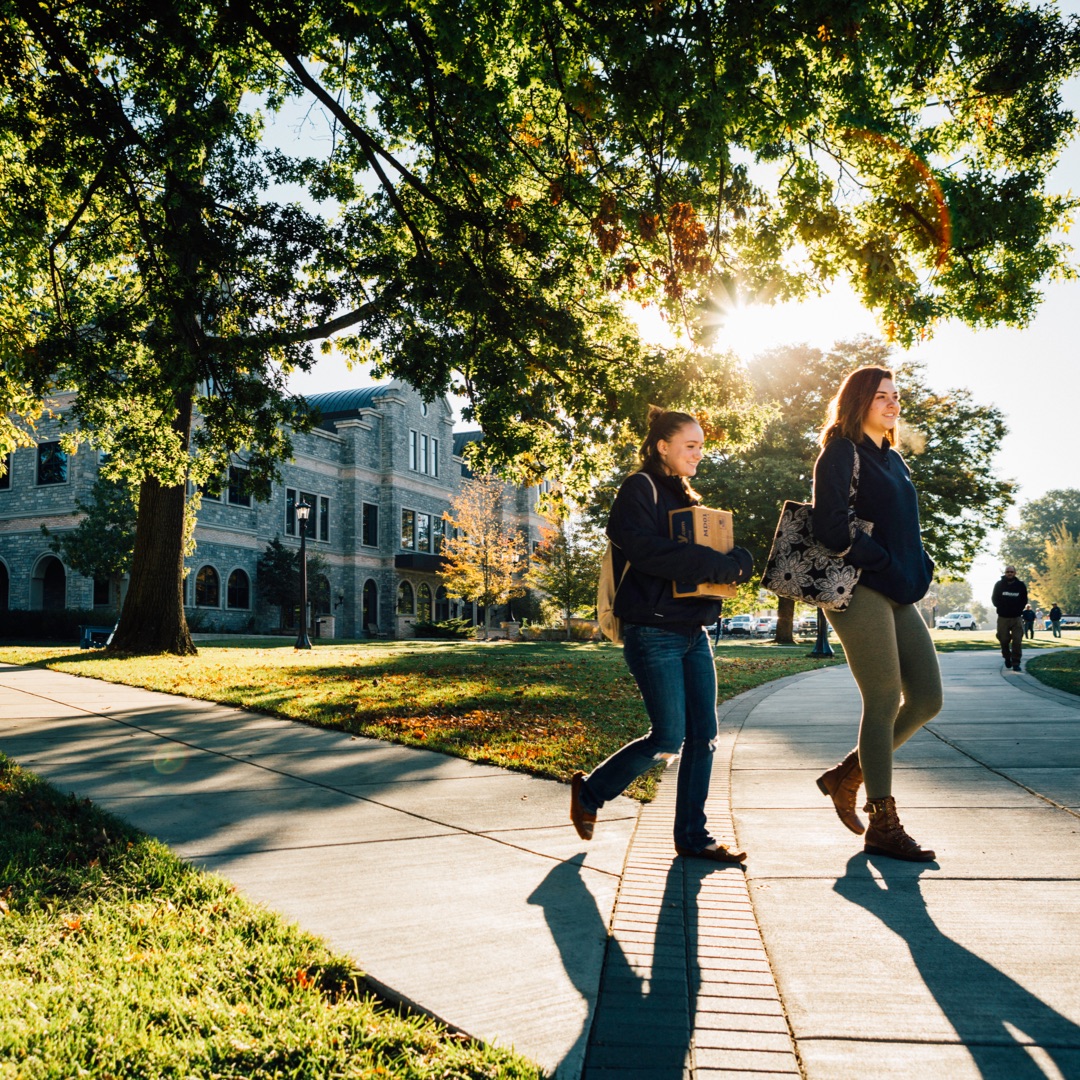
top-left (0, 382), bottom-right (547, 638)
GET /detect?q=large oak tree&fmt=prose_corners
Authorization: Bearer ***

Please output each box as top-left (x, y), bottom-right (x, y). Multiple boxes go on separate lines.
top-left (2, 0), bottom-right (1078, 652)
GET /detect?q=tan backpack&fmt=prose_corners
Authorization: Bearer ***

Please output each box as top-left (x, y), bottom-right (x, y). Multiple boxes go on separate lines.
top-left (596, 473), bottom-right (657, 644)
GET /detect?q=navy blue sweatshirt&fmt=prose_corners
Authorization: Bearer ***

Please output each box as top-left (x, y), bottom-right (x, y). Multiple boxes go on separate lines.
top-left (607, 470), bottom-right (753, 634)
top-left (812, 435), bottom-right (934, 606)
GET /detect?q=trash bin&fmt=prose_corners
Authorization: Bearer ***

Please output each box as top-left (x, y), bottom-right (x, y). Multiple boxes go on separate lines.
top-left (316, 616), bottom-right (336, 639)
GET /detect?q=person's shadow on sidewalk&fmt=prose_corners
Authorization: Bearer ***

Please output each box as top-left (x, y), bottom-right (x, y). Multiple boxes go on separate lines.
top-left (529, 855), bottom-right (696, 1080)
top-left (834, 854), bottom-right (1080, 1079)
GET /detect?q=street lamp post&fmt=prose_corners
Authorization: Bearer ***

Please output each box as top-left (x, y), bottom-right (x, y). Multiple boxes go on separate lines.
top-left (294, 500), bottom-right (312, 650)
top-left (808, 606), bottom-right (834, 658)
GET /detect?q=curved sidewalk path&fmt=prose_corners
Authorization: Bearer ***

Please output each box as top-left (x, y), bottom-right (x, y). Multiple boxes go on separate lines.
top-left (3, 650), bottom-right (1080, 1079)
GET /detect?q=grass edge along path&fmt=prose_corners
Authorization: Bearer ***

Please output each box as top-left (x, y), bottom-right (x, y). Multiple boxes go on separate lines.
top-left (0, 754), bottom-right (542, 1080)
top-left (0, 640), bottom-right (842, 802)
top-left (1025, 648), bottom-right (1080, 697)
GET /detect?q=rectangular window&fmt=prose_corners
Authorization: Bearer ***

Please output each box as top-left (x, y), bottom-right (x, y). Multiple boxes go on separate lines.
top-left (298, 491), bottom-right (316, 536)
top-left (36, 441), bottom-right (68, 485)
top-left (287, 489), bottom-right (320, 536)
top-left (417, 513), bottom-right (431, 553)
top-left (285, 488), bottom-right (297, 535)
top-left (0, 452), bottom-right (10, 490)
top-left (319, 496), bottom-right (330, 542)
top-left (434, 516), bottom-right (445, 552)
top-left (431, 438), bottom-right (439, 477)
top-left (409, 429), bottom-right (418, 471)
top-left (420, 434), bottom-right (429, 475)
top-left (227, 466), bottom-right (251, 507)
top-left (401, 509), bottom-right (416, 549)
top-left (362, 502), bottom-right (379, 547)
top-left (93, 578), bottom-right (111, 607)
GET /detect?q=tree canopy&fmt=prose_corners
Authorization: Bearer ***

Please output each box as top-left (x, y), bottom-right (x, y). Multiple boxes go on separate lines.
top-left (1029, 524), bottom-right (1080, 614)
top-left (999, 489), bottom-right (1080, 580)
top-left (694, 337), bottom-right (1015, 578)
top-left (3, 0), bottom-right (1079, 651)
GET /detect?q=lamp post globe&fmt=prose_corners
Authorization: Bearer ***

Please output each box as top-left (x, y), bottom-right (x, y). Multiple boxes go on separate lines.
top-left (294, 500), bottom-right (312, 650)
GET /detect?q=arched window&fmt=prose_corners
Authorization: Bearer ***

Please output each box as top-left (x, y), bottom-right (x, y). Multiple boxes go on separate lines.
top-left (396, 580), bottom-right (414, 615)
top-left (226, 569), bottom-right (250, 610)
top-left (362, 579), bottom-right (378, 629)
top-left (417, 583), bottom-right (432, 622)
top-left (434, 585), bottom-right (450, 623)
top-left (195, 565), bottom-right (220, 607)
top-left (31, 555), bottom-right (65, 610)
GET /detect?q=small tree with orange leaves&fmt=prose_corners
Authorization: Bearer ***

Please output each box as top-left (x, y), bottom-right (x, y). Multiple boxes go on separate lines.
top-left (440, 476), bottom-right (528, 638)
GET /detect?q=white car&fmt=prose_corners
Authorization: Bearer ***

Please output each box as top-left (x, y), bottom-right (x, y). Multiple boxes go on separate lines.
top-left (936, 611), bottom-right (978, 630)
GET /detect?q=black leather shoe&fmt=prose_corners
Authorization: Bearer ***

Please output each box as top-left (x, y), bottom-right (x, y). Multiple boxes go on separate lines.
top-left (675, 842), bottom-right (747, 865)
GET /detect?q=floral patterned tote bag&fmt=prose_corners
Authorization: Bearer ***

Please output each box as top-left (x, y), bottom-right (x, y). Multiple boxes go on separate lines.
top-left (762, 441), bottom-right (873, 611)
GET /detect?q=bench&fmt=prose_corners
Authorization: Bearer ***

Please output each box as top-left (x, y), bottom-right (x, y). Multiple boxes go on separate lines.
top-left (79, 624), bottom-right (116, 649)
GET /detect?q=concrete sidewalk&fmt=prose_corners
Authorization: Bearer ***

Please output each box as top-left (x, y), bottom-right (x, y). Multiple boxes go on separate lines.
top-left (3, 651), bottom-right (1080, 1079)
top-left (0, 663), bottom-right (638, 1078)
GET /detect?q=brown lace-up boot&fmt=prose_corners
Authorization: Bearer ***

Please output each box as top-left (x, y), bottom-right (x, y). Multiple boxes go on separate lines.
top-left (816, 750), bottom-right (865, 834)
top-left (863, 797), bottom-right (935, 862)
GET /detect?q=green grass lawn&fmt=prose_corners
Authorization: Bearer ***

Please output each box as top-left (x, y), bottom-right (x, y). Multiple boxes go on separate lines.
top-left (0, 638), bottom-right (841, 802)
top-left (1025, 649), bottom-right (1080, 696)
top-left (0, 754), bottom-right (540, 1080)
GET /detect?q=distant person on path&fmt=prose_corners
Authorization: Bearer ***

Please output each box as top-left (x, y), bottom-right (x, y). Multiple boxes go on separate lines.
top-left (992, 566), bottom-right (1028, 671)
top-left (811, 367), bottom-right (941, 862)
top-left (1022, 604), bottom-right (1036, 640)
top-left (1050, 603), bottom-right (1063, 638)
top-left (570, 407), bottom-right (754, 864)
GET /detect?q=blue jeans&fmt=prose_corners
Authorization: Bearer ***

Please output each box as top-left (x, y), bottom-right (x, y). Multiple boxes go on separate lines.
top-left (579, 624), bottom-right (718, 851)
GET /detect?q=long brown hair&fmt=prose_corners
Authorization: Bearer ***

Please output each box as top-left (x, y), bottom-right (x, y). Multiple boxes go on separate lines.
top-left (637, 405), bottom-right (703, 502)
top-left (818, 366), bottom-right (896, 448)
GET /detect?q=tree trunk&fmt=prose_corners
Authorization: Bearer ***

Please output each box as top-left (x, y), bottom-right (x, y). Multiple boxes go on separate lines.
top-left (108, 394), bottom-right (196, 656)
top-left (776, 596), bottom-right (796, 645)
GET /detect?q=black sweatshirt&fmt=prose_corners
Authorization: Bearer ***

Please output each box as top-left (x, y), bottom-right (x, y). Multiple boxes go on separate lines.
top-left (992, 577), bottom-right (1028, 618)
top-left (812, 435), bottom-right (934, 606)
top-left (607, 470), bottom-right (753, 634)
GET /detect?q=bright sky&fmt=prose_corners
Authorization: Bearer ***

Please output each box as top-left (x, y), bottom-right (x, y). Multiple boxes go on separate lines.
top-left (287, 16), bottom-right (1080, 606)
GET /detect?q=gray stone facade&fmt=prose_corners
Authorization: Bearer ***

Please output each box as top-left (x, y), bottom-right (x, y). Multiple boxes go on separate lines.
top-left (0, 382), bottom-right (546, 638)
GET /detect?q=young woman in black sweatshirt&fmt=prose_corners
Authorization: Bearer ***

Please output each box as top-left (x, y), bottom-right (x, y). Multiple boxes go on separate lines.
top-left (569, 407), bottom-right (753, 862)
top-left (812, 367), bottom-right (942, 861)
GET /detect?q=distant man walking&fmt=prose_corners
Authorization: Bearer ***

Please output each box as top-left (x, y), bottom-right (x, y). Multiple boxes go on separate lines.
top-left (992, 566), bottom-right (1028, 671)
top-left (1049, 603), bottom-right (1063, 639)
top-left (1022, 604), bottom-right (1036, 640)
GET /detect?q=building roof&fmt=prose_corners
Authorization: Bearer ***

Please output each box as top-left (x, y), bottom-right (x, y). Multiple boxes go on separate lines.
top-left (302, 385), bottom-right (396, 429)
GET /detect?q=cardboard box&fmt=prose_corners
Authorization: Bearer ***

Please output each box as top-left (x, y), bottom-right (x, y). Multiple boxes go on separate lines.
top-left (669, 506), bottom-right (738, 599)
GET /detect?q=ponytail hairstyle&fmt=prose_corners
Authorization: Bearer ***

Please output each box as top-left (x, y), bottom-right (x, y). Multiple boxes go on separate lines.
top-left (819, 366), bottom-right (896, 448)
top-left (638, 405), bottom-right (703, 503)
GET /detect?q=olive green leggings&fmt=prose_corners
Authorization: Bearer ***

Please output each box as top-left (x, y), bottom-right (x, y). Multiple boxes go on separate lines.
top-left (825, 585), bottom-right (943, 799)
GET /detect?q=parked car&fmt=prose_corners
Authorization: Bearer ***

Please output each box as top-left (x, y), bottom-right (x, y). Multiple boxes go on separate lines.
top-left (753, 617), bottom-right (778, 637)
top-left (727, 614), bottom-right (754, 637)
top-left (796, 614), bottom-right (820, 633)
top-left (936, 611), bottom-right (978, 630)
top-left (1061, 615), bottom-right (1080, 630)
